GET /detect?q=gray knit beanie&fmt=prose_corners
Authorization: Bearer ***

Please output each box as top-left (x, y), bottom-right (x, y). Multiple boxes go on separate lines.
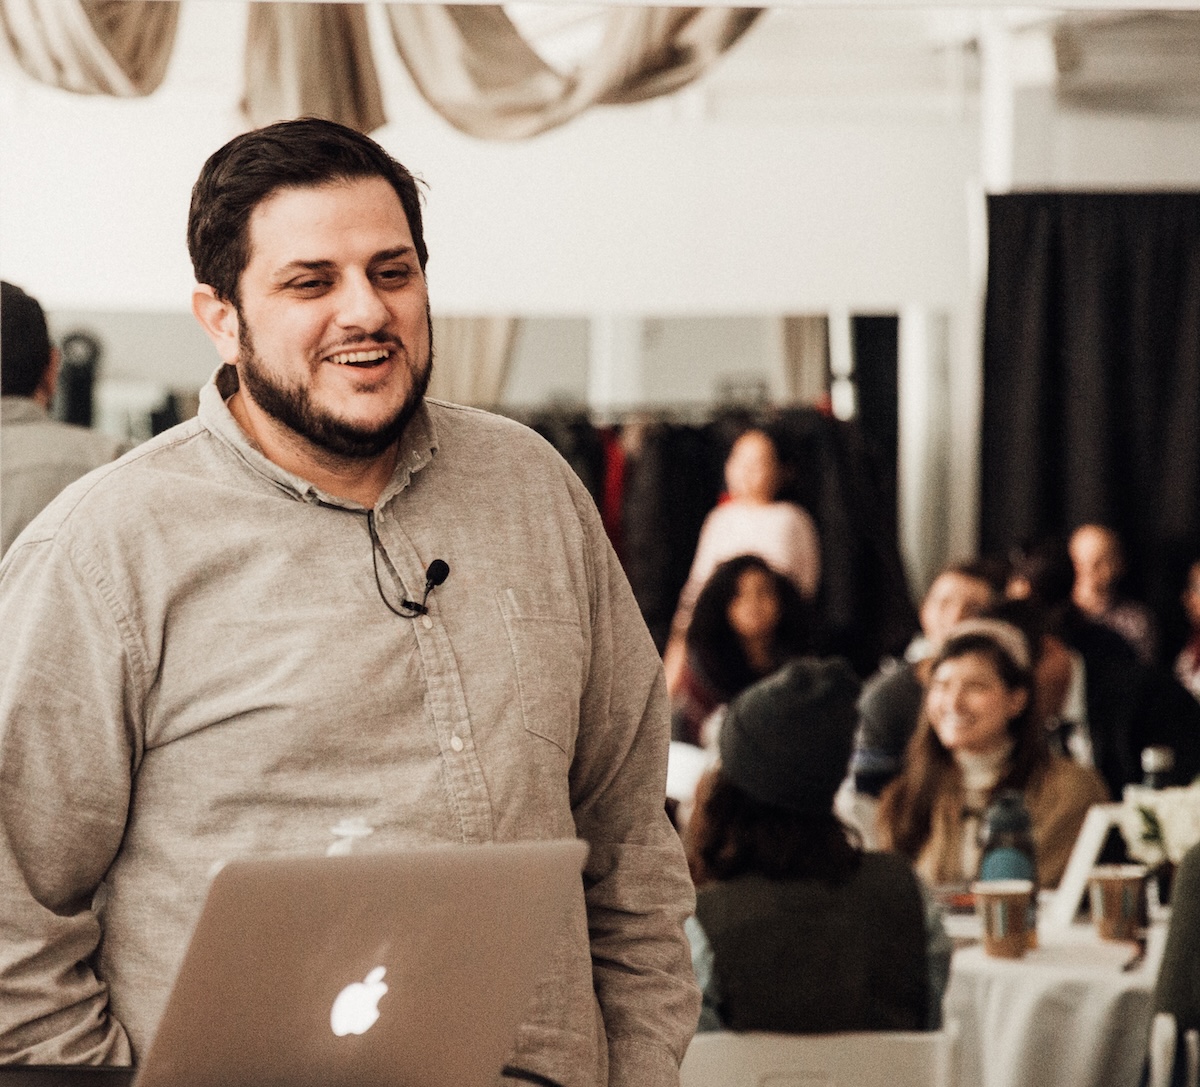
top-left (718, 658), bottom-right (861, 814)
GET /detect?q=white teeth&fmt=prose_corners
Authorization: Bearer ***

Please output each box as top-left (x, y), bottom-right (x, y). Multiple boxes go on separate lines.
top-left (329, 349), bottom-right (389, 365)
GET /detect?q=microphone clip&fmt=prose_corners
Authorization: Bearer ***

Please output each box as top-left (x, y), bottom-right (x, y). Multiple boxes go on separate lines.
top-left (366, 512), bottom-right (450, 621)
top-left (398, 559), bottom-right (451, 619)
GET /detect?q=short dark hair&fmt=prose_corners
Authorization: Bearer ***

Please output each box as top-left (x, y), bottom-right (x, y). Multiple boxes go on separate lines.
top-left (933, 558), bottom-right (1009, 598)
top-left (1, 281), bottom-right (53, 397)
top-left (187, 118), bottom-right (428, 305)
top-left (1010, 537), bottom-right (1075, 607)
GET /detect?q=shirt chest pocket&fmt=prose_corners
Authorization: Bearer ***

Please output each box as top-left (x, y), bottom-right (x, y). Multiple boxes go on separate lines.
top-left (497, 587), bottom-right (585, 760)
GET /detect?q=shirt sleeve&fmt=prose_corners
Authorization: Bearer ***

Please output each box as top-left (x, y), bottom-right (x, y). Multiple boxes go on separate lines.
top-left (853, 668), bottom-right (902, 794)
top-left (0, 537), bottom-right (138, 1063)
top-left (566, 477), bottom-right (701, 1087)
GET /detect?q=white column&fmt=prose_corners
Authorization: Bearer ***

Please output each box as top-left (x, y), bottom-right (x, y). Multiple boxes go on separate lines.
top-left (587, 316), bottom-right (643, 420)
top-left (945, 180), bottom-right (990, 568)
top-left (979, 14), bottom-right (1016, 194)
top-left (898, 306), bottom-right (953, 596)
top-left (827, 307), bottom-right (856, 421)
top-left (939, 12), bottom-right (1015, 569)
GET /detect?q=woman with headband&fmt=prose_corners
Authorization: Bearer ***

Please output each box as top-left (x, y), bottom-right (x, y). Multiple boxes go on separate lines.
top-left (877, 618), bottom-right (1109, 888)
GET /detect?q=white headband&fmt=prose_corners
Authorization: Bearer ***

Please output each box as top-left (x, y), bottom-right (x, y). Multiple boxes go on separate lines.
top-left (942, 618), bottom-right (1032, 672)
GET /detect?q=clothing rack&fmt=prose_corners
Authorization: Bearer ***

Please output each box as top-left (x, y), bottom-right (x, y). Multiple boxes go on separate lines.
top-left (494, 398), bottom-right (825, 430)
top-left (495, 404), bottom-right (918, 677)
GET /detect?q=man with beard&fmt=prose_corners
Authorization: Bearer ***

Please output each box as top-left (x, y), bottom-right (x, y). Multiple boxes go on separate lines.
top-left (0, 120), bottom-right (699, 1087)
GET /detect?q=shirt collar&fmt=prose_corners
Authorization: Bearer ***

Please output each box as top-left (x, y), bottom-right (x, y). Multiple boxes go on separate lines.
top-left (197, 365), bottom-right (438, 511)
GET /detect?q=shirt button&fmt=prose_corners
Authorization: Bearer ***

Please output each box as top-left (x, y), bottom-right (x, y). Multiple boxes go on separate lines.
top-left (450, 734), bottom-right (464, 753)
top-left (421, 615), bottom-right (433, 630)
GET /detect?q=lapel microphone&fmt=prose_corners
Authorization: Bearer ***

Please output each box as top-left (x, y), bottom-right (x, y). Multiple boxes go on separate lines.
top-left (366, 511), bottom-right (451, 620)
top-left (399, 559), bottom-right (451, 617)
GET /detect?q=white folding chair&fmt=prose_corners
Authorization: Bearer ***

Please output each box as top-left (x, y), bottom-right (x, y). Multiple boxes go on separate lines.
top-left (680, 1021), bottom-right (959, 1087)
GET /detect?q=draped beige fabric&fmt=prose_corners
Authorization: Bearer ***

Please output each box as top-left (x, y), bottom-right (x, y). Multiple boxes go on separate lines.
top-left (782, 315), bottom-right (830, 405)
top-left (242, 3), bottom-right (385, 133)
top-left (2, 2), bottom-right (759, 140)
top-left (384, 5), bottom-right (762, 140)
top-left (428, 316), bottom-right (517, 406)
top-left (0, 0), bottom-right (177, 96)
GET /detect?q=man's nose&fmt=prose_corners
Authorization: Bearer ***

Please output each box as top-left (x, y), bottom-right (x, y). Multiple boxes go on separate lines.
top-left (335, 274), bottom-right (389, 333)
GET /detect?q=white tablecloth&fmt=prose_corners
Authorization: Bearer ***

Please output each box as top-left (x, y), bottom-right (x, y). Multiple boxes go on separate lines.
top-left (944, 920), bottom-right (1165, 1087)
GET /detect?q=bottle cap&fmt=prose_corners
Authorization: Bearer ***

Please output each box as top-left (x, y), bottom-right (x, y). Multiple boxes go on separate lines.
top-left (1141, 746), bottom-right (1175, 774)
top-left (984, 789), bottom-right (1033, 834)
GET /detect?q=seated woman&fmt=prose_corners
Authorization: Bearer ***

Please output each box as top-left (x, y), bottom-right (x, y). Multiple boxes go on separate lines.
top-left (671, 553), bottom-right (812, 747)
top-left (664, 427), bottom-right (821, 694)
top-left (685, 659), bottom-right (948, 1034)
top-left (877, 618), bottom-right (1109, 889)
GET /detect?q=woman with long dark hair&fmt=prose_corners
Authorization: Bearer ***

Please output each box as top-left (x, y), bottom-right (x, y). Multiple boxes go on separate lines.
top-left (672, 553), bottom-right (812, 746)
top-left (877, 619), bottom-right (1108, 888)
top-left (684, 659), bottom-right (945, 1033)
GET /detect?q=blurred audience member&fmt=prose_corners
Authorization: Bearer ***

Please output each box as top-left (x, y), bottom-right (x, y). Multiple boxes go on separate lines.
top-left (1008, 537), bottom-right (1200, 795)
top-left (671, 554), bottom-right (812, 747)
top-left (685, 659), bottom-right (948, 1033)
top-left (664, 428), bottom-right (820, 692)
top-left (851, 561), bottom-right (1002, 798)
top-left (1175, 558), bottom-right (1200, 702)
top-left (982, 596), bottom-right (1071, 726)
top-left (1, 282), bottom-right (124, 556)
top-left (877, 619), bottom-right (1108, 889)
top-left (1069, 523), bottom-right (1158, 664)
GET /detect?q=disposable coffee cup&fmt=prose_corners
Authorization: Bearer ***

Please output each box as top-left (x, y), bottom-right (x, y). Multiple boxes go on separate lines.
top-left (971, 879), bottom-right (1033, 959)
top-left (1089, 865), bottom-right (1147, 941)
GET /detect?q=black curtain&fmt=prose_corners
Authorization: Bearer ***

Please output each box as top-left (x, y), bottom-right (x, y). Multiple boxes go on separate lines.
top-left (981, 192), bottom-right (1200, 648)
top-left (852, 313), bottom-right (900, 533)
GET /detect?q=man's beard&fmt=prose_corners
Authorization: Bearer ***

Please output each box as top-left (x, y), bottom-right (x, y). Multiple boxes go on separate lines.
top-left (236, 310), bottom-right (433, 460)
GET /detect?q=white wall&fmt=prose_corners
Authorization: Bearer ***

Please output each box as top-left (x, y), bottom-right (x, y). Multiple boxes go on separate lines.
top-left (1013, 85), bottom-right (1200, 187)
top-left (639, 316), bottom-right (789, 407)
top-left (12, 7), bottom-right (1200, 582)
top-left (0, 4), bottom-right (978, 320)
top-left (502, 317), bottom-right (589, 406)
top-left (46, 310), bottom-right (218, 390)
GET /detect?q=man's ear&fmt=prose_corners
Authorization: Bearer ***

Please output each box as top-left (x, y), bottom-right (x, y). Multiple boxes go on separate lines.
top-left (192, 286), bottom-right (241, 365)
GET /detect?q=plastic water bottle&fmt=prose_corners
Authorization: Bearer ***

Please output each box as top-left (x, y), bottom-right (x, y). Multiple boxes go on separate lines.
top-left (977, 790), bottom-right (1038, 945)
top-left (1142, 746), bottom-right (1177, 908)
top-left (978, 790), bottom-right (1038, 881)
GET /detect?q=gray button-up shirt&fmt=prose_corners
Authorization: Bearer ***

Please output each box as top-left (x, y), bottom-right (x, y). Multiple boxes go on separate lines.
top-left (0, 368), bottom-right (699, 1086)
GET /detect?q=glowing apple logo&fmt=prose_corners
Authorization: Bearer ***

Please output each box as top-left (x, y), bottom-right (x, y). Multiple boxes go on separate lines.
top-left (330, 966), bottom-right (388, 1037)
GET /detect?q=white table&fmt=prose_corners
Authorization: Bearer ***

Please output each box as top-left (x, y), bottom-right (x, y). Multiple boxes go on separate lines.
top-left (944, 918), bottom-right (1166, 1087)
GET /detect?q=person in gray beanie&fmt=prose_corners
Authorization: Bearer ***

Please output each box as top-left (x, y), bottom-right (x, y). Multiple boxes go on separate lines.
top-left (717, 658), bottom-right (860, 814)
top-left (683, 658), bottom-right (949, 1035)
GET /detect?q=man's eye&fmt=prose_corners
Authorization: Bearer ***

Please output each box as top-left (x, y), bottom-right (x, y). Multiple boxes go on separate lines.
top-left (377, 267), bottom-right (412, 284)
top-left (288, 279), bottom-right (330, 292)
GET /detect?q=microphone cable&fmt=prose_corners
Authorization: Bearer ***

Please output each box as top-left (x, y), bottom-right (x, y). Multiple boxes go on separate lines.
top-left (366, 510), bottom-right (449, 618)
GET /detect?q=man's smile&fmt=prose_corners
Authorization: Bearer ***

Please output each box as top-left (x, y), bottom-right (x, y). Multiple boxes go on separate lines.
top-left (327, 347), bottom-right (392, 367)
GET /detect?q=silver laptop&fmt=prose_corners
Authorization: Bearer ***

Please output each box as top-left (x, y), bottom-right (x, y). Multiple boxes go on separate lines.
top-left (131, 839), bottom-right (588, 1087)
